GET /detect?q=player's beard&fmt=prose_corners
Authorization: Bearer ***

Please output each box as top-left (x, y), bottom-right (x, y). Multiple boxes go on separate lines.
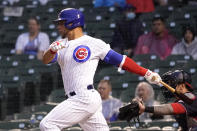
top-left (64, 28), bottom-right (70, 38)
top-left (61, 33), bottom-right (67, 39)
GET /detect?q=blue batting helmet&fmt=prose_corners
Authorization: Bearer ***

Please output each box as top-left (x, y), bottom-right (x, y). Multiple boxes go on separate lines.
top-left (54, 8), bottom-right (84, 30)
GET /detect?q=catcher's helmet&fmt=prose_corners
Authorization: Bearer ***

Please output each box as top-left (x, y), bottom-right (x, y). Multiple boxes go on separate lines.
top-left (161, 69), bottom-right (193, 98)
top-left (54, 8), bottom-right (84, 30)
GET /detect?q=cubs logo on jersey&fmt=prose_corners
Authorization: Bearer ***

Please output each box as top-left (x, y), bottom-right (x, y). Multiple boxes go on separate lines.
top-left (73, 45), bottom-right (91, 63)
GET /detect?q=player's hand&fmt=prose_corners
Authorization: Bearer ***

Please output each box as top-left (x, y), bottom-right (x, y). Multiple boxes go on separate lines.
top-left (49, 40), bottom-right (65, 53)
top-left (144, 70), bottom-right (161, 85)
top-left (132, 98), bottom-right (145, 114)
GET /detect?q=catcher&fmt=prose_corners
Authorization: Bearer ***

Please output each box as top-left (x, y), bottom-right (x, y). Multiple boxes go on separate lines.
top-left (118, 69), bottom-right (197, 131)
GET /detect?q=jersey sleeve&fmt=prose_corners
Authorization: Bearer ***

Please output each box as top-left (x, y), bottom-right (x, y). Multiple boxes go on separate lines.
top-left (94, 39), bottom-right (111, 60)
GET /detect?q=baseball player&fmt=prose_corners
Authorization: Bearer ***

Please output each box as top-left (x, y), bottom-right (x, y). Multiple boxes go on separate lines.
top-left (137, 70), bottom-right (197, 131)
top-left (40, 8), bottom-right (161, 131)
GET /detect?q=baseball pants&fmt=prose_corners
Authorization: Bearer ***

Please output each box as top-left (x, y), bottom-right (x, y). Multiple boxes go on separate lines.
top-left (39, 89), bottom-right (109, 131)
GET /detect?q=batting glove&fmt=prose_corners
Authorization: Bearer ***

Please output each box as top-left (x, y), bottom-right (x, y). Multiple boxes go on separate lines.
top-left (49, 40), bottom-right (65, 54)
top-left (144, 70), bottom-right (161, 85)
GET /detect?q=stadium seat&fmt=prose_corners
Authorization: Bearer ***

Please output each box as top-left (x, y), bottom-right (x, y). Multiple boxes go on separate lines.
top-left (155, 5), bottom-right (175, 19)
top-left (109, 126), bottom-right (122, 130)
top-left (6, 67), bottom-right (41, 105)
top-left (119, 83), bottom-right (138, 102)
top-left (0, 120), bottom-right (30, 130)
top-left (151, 59), bottom-right (176, 69)
top-left (147, 126), bottom-right (161, 130)
top-left (133, 54), bottom-right (160, 69)
top-left (34, 111), bottom-right (47, 122)
top-left (112, 81), bottom-right (138, 99)
top-left (148, 120), bottom-right (178, 129)
top-left (123, 126), bottom-right (136, 131)
top-left (119, 73), bottom-right (145, 83)
top-left (9, 54), bottom-right (36, 62)
top-left (13, 113), bottom-right (32, 120)
top-left (109, 121), bottom-right (129, 129)
top-left (182, 5), bottom-right (197, 15)
top-left (47, 88), bottom-right (66, 103)
top-left (166, 9), bottom-right (196, 39)
top-left (31, 104), bottom-right (55, 113)
top-left (139, 12), bottom-right (155, 23)
top-left (29, 128), bottom-right (40, 131)
top-left (162, 126), bottom-right (176, 131)
top-left (0, 59), bottom-right (22, 69)
top-left (95, 66), bottom-right (121, 83)
top-left (191, 74), bottom-right (197, 90)
top-left (0, 48), bottom-right (14, 56)
top-left (25, 62), bottom-right (59, 101)
top-left (0, 83), bottom-right (8, 120)
top-left (184, 60), bottom-right (197, 69)
top-left (166, 54), bottom-right (193, 67)
top-left (1, 77), bottom-right (25, 115)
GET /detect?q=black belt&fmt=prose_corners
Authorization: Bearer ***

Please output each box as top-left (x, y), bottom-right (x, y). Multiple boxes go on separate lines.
top-left (65, 85), bottom-right (94, 99)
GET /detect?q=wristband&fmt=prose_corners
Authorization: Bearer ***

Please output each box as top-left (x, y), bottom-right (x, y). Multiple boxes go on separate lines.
top-left (50, 49), bottom-right (57, 54)
top-left (145, 106), bottom-right (154, 113)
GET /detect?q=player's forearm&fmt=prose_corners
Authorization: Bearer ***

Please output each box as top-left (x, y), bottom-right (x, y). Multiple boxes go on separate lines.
top-left (42, 49), bottom-right (56, 64)
top-left (122, 56), bottom-right (148, 76)
top-left (145, 104), bottom-right (174, 115)
top-left (154, 104), bottom-right (174, 115)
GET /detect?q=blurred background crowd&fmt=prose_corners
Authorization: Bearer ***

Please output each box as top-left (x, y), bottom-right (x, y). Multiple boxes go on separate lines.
top-left (0, 0), bottom-right (197, 130)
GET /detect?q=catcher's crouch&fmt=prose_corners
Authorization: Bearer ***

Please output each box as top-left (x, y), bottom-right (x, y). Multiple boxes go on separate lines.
top-left (119, 70), bottom-right (197, 131)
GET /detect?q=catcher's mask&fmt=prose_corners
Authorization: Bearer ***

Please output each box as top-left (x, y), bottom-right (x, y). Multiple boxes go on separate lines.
top-left (161, 69), bottom-right (193, 99)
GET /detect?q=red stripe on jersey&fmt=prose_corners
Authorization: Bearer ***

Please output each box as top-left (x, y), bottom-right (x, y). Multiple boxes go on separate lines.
top-left (171, 103), bottom-right (186, 114)
top-left (122, 57), bottom-right (148, 76)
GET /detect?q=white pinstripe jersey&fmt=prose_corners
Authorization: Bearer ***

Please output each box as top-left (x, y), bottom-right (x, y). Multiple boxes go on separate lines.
top-left (57, 35), bottom-right (110, 94)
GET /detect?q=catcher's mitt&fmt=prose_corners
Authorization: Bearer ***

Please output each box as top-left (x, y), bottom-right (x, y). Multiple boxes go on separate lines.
top-left (118, 100), bottom-right (140, 122)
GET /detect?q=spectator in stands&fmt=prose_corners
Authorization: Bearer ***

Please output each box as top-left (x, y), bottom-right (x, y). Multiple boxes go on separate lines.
top-left (134, 81), bottom-right (163, 122)
top-left (154, 0), bottom-right (168, 6)
top-left (188, 0), bottom-right (197, 5)
top-left (94, 0), bottom-right (126, 8)
top-left (155, 0), bottom-right (188, 7)
top-left (15, 17), bottom-right (50, 60)
top-left (171, 26), bottom-right (197, 60)
top-left (97, 79), bottom-right (123, 122)
top-left (134, 16), bottom-right (178, 60)
top-left (6, 0), bottom-right (20, 5)
top-left (126, 0), bottom-right (155, 14)
top-left (111, 4), bottom-right (143, 57)
top-left (6, 0), bottom-right (48, 6)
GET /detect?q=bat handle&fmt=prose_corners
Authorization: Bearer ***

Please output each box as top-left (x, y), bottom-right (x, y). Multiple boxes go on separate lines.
top-left (160, 81), bottom-right (175, 93)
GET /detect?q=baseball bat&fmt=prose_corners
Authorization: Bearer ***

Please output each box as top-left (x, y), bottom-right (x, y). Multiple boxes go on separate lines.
top-left (160, 81), bottom-right (175, 93)
top-left (159, 80), bottom-right (193, 105)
